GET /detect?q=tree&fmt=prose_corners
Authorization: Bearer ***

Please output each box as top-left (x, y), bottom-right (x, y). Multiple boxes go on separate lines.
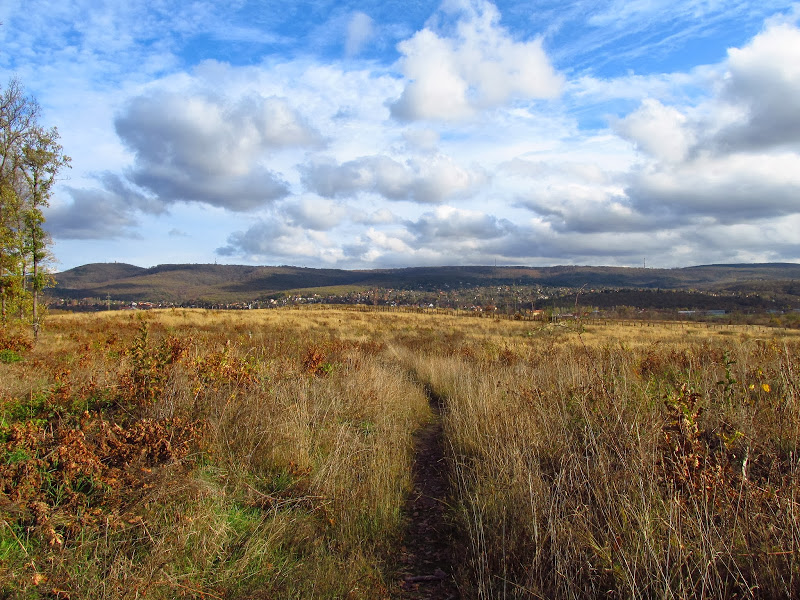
top-left (0, 79), bottom-right (69, 336)
top-left (0, 79), bottom-right (37, 323)
top-left (20, 126), bottom-right (70, 336)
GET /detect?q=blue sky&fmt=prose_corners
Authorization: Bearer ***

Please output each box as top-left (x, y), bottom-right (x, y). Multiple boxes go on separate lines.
top-left (1, 0), bottom-right (799, 271)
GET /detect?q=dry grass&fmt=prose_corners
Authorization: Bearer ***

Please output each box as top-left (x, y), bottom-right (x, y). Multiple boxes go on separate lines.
top-left (1, 309), bottom-right (430, 598)
top-left (406, 322), bottom-right (800, 599)
top-left (2, 307), bottom-right (798, 598)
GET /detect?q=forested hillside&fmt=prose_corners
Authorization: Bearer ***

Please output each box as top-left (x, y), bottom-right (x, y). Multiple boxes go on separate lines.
top-left (49, 262), bottom-right (800, 306)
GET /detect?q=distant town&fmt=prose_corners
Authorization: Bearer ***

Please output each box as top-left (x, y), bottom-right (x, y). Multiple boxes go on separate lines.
top-left (48, 282), bottom-right (800, 329)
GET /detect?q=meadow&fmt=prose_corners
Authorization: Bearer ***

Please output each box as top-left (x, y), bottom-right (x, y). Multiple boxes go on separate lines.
top-left (1, 307), bottom-right (799, 599)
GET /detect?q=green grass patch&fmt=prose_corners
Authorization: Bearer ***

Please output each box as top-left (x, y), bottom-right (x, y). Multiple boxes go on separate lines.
top-left (0, 349), bottom-right (22, 364)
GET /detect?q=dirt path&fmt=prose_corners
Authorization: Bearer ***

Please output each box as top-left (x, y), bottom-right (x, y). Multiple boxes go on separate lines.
top-left (392, 388), bottom-right (460, 600)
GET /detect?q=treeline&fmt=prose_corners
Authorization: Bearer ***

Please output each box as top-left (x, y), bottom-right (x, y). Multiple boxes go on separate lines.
top-left (0, 79), bottom-right (69, 336)
top-left (551, 288), bottom-right (799, 312)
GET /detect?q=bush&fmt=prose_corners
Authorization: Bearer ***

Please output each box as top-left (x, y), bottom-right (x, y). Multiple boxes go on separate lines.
top-left (0, 349), bottom-right (22, 363)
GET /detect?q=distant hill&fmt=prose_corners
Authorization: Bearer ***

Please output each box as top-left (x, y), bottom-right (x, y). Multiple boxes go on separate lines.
top-left (54, 262), bottom-right (147, 285)
top-left (47, 262), bottom-right (800, 305)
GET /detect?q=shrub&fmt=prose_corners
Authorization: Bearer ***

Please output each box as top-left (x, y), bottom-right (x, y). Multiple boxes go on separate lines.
top-left (0, 349), bottom-right (22, 364)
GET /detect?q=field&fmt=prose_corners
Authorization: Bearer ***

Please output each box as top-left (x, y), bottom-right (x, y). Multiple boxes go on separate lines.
top-left (1, 308), bottom-right (799, 599)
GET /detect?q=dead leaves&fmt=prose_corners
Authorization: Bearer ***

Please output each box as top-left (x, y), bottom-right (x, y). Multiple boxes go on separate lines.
top-left (0, 414), bottom-right (205, 553)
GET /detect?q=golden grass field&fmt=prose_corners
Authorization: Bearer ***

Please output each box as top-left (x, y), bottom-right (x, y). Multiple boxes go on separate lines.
top-left (1, 307), bottom-right (799, 598)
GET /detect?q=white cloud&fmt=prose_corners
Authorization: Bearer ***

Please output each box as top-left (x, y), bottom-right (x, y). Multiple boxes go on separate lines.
top-left (217, 218), bottom-right (344, 263)
top-left (498, 153), bottom-right (644, 234)
top-left (114, 90), bottom-right (323, 211)
top-left (283, 196), bottom-right (348, 231)
top-left (627, 152), bottom-right (800, 222)
top-left (516, 185), bottom-right (653, 234)
top-left (390, 0), bottom-right (563, 121)
top-left (353, 207), bottom-right (398, 225)
top-left (45, 173), bottom-right (163, 240)
top-left (614, 99), bottom-right (696, 162)
top-left (8, 0), bottom-right (800, 270)
top-left (599, 19), bottom-right (800, 234)
top-left (408, 205), bottom-right (514, 241)
top-left (301, 154), bottom-right (488, 203)
top-left (343, 227), bottom-right (434, 266)
top-left (403, 128), bottom-right (440, 153)
top-left (46, 188), bottom-right (140, 240)
top-left (713, 22), bottom-right (800, 150)
top-left (345, 12), bottom-right (375, 57)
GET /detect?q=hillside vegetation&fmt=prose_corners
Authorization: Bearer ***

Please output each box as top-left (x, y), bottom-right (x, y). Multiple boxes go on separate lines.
top-left (48, 262), bottom-right (800, 306)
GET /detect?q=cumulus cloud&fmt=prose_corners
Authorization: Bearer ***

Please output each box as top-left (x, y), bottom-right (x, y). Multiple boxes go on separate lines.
top-left (516, 185), bottom-right (661, 234)
top-left (47, 188), bottom-right (140, 240)
top-left (283, 196), bottom-right (348, 231)
top-left (352, 208), bottom-right (398, 225)
top-left (499, 226), bottom-right (687, 264)
top-left (407, 206), bottom-right (514, 241)
top-left (46, 173), bottom-right (159, 240)
top-left (342, 227), bottom-right (428, 266)
top-left (23, 0), bottom-right (800, 269)
top-left (498, 157), bottom-right (651, 233)
top-left (614, 99), bottom-right (696, 163)
top-left (338, 206), bottom-right (517, 266)
top-left (614, 21), bottom-right (800, 160)
top-left (693, 219), bottom-right (800, 261)
top-left (606, 20), bottom-right (800, 231)
top-left (390, 0), bottom-right (563, 120)
top-left (713, 22), bottom-right (800, 151)
top-left (345, 12), bottom-right (374, 57)
top-left (217, 205), bottom-right (519, 267)
top-left (216, 218), bottom-right (343, 263)
top-left (301, 154), bottom-right (487, 203)
top-left (115, 91), bottom-right (323, 211)
top-left (626, 152), bottom-right (800, 223)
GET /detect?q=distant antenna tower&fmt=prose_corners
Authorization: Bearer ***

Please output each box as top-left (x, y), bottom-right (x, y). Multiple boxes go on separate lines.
top-left (643, 258), bottom-right (646, 269)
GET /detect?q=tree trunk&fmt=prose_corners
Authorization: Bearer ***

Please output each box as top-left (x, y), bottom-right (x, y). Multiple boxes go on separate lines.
top-left (32, 252), bottom-right (38, 339)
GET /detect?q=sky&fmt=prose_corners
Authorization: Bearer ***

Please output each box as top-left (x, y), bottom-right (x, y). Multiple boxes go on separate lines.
top-left (2, 0), bottom-right (799, 271)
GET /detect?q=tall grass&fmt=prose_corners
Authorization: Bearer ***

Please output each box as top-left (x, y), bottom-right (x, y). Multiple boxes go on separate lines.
top-left (407, 331), bottom-right (800, 599)
top-left (1, 309), bottom-right (430, 598)
top-left (3, 308), bottom-right (798, 598)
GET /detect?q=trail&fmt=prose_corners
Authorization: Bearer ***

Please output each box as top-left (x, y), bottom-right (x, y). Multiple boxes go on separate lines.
top-left (393, 386), bottom-right (460, 600)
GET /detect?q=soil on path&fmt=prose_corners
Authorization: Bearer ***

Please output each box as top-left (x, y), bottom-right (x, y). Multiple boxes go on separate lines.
top-left (392, 393), bottom-right (460, 600)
